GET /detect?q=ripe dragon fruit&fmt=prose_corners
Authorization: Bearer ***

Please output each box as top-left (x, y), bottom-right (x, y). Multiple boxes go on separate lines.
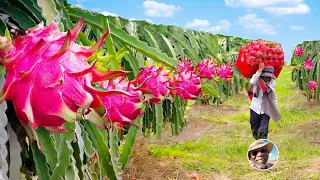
top-left (236, 40), bottom-right (284, 78)
top-left (195, 59), bottom-right (217, 79)
top-left (0, 18), bottom-right (131, 142)
top-left (303, 59), bottom-right (313, 70)
top-left (241, 40), bottom-right (284, 67)
top-left (100, 77), bottom-right (144, 129)
top-left (217, 64), bottom-right (233, 79)
top-left (293, 46), bottom-right (303, 56)
top-left (132, 65), bottom-right (171, 104)
top-left (170, 71), bottom-right (202, 100)
top-left (308, 81), bottom-right (317, 91)
top-left (177, 57), bottom-right (194, 73)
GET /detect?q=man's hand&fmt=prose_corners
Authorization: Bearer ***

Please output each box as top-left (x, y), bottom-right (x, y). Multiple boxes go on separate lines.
top-left (258, 62), bottom-right (265, 72)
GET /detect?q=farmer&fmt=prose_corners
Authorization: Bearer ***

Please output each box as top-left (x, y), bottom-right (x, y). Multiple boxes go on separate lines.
top-left (248, 62), bottom-right (280, 140)
top-left (248, 139), bottom-right (274, 170)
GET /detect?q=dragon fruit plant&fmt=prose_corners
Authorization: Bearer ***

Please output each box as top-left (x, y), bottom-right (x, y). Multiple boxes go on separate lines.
top-left (0, 18), bottom-right (133, 145)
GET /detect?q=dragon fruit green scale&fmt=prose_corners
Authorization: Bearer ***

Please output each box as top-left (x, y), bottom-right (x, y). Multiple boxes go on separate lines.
top-left (0, 18), bottom-right (129, 137)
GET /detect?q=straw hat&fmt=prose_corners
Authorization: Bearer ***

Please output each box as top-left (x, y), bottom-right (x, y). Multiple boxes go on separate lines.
top-left (261, 66), bottom-right (276, 79)
top-left (248, 139), bottom-right (273, 154)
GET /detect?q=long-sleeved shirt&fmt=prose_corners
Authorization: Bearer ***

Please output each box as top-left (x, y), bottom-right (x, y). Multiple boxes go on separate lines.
top-left (250, 71), bottom-right (277, 115)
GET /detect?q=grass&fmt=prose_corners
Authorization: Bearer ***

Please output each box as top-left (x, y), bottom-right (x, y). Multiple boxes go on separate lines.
top-left (148, 65), bottom-right (320, 179)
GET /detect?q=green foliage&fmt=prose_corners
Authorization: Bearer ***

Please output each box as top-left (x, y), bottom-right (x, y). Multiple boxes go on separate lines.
top-left (291, 41), bottom-right (320, 100)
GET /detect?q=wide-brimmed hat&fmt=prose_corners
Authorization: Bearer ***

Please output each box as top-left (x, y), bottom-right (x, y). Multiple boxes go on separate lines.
top-left (248, 139), bottom-right (273, 154)
top-left (261, 66), bottom-right (276, 79)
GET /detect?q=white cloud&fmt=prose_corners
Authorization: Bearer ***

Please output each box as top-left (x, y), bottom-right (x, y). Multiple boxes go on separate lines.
top-left (225, 0), bottom-right (301, 8)
top-left (91, 8), bottom-right (102, 11)
top-left (263, 4), bottom-right (310, 15)
top-left (225, 0), bottom-right (310, 15)
top-left (238, 13), bottom-right (277, 35)
top-left (185, 19), bottom-right (210, 28)
top-left (74, 4), bottom-right (84, 8)
top-left (200, 20), bottom-right (231, 33)
top-left (143, 0), bottom-right (182, 17)
top-left (101, 11), bottom-right (118, 17)
top-left (291, 25), bottom-right (304, 30)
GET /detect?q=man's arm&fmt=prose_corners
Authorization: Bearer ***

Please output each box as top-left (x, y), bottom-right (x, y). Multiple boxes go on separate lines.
top-left (250, 71), bottom-right (262, 85)
top-left (250, 62), bottom-right (264, 85)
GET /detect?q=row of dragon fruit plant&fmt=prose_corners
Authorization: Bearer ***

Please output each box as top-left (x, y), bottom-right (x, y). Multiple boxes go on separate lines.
top-left (0, 0), bottom-right (246, 179)
top-left (67, 6), bottom-right (252, 105)
top-left (291, 41), bottom-right (320, 101)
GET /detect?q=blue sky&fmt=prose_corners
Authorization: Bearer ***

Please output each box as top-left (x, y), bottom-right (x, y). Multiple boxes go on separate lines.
top-left (263, 139), bottom-right (278, 161)
top-left (67, 0), bottom-right (319, 62)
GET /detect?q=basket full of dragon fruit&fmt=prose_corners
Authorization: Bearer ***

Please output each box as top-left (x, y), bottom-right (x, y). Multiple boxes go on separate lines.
top-left (236, 40), bottom-right (284, 78)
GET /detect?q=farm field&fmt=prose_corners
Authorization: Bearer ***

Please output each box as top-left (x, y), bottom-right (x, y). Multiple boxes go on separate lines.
top-left (123, 65), bottom-right (320, 180)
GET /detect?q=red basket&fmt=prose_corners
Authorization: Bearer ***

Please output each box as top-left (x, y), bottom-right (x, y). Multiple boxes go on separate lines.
top-left (236, 47), bottom-right (283, 78)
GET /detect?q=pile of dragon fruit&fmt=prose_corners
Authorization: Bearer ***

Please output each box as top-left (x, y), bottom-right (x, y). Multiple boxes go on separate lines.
top-left (0, 18), bottom-right (232, 135)
top-left (240, 40), bottom-right (284, 67)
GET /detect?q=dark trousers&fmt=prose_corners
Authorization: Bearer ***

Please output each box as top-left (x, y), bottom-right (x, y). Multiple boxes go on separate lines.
top-left (250, 109), bottom-right (270, 140)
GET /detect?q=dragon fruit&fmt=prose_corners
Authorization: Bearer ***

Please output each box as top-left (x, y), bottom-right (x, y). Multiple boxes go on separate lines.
top-left (236, 40), bottom-right (284, 78)
top-left (293, 46), bottom-right (303, 56)
top-left (0, 36), bottom-right (14, 58)
top-left (195, 59), bottom-right (217, 79)
top-left (177, 57), bottom-right (194, 73)
top-left (308, 81), bottom-right (317, 91)
top-left (170, 71), bottom-right (202, 100)
top-left (0, 18), bottom-right (131, 139)
top-left (100, 77), bottom-right (144, 129)
top-left (303, 59), bottom-right (313, 70)
top-left (132, 65), bottom-right (171, 104)
top-left (217, 64), bottom-right (233, 79)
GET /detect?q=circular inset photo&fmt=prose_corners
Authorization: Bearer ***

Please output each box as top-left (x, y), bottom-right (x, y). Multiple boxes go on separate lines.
top-left (247, 139), bottom-right (279, 170)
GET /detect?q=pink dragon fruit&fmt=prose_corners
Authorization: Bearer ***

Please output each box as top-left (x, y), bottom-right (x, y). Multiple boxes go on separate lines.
top-left (177, 57), bottom-right (194, 73)
top-left (303, 59), bottom-right (313, 70)
top-left (217, 64), bottom-right (233, 79)
top-left (293, 47), bottom-right (303, 56)
top-left (195, 59), bottom-right (217, 79)
top-left (100, 77), bottom-right (144, 129)
top-left (308, 81), bottom-right (317, 91)
top-left (132, 64), bottom-right (171, 104)
top-left (0, 36), bottom-right (14, 58)
top-left (0, 18), bottom-right (131, 138)
top-left (170, 71), bottom-right (202, 100)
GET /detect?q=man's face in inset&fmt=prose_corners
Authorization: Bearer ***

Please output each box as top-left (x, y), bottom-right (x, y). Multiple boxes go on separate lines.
top-left (249, 146), bottom-right (269, 169)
